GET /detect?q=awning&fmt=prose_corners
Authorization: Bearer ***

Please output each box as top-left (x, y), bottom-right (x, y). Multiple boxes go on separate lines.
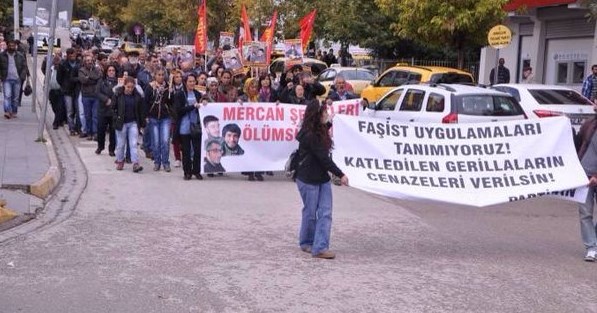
top-left (504, 0), bottom-right (577, 11)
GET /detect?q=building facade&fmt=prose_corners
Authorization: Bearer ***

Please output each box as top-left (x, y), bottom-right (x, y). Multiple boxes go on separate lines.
top-left (479, 0), bottom-right (597, 91)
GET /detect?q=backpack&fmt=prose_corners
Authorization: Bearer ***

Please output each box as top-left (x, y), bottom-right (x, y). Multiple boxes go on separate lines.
top-left (284, 148), bottom-right (304, 178)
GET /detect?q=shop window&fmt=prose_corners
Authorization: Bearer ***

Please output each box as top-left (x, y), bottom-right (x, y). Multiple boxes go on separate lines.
top-left (555, 61), bottom-right (586, 85)
top-left (573, 62), bottom-right (586, 84)
top-left (557, 63), bottom-right (568, 84)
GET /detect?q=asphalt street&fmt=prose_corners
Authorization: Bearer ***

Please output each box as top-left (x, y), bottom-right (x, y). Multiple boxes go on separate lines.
top-left (0, 129), bottom-right (596, 312)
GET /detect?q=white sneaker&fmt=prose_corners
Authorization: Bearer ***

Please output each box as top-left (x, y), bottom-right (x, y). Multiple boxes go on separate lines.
top-left (174, 160), bottom-right (181, 168)
top-left (584, 249), bottom-right (596, 262)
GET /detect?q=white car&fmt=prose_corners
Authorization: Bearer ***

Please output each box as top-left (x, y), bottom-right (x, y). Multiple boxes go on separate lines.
top-left (492, 84), bottom-right (594, 132)
top-left (101, 37), bottom-right (120, 52)
top-left (362, 84), bottom-right (527, 123)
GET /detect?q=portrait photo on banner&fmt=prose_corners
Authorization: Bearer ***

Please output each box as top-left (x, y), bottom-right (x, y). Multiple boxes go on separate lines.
top-left (243, 41), bottom-right (267, 66)
top-left (284, 39), bottom-right (303, 66)
top-left (223, 48), bottom-right (244, 73)
top-left (219, 31), bottom-right (234, 49)
top-left (199, 103), bottom-right (301, 174)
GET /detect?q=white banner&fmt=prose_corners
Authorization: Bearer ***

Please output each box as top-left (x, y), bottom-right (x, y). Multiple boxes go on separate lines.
top-left (199, 103), bottom-right (302, 174)
top-left (198, 100), bottom-right (362, 174)
top-left (332, 114), bottom-right (589, 207)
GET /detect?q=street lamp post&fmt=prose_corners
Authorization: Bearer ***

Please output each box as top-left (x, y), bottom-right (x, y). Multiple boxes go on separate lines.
top-left (13, 0), bottom-right (20, 40)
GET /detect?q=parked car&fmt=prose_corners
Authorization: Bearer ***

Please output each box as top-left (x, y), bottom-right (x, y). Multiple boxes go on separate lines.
top-left (316, 67), bottom-right (375, 97)
top-left (360, 65), bottom-right (475, 104)
top-left (362, 84), bottom-right (527, 124)
top-left (101, 37), bottom-right (121, 53)
top-left (36, 32), bottom-right (49, 53)
top-left (492, 84), bottom-right (594, 132)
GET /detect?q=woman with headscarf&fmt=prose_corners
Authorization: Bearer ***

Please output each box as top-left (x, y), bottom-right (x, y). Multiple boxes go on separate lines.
top-left (238, 78), bottom-right (264, 181)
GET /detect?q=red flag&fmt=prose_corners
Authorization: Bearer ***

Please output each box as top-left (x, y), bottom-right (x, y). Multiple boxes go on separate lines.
top-left (299, 9), bottom-right (317, 54)
top-left (260, 10), bottom-right (277, 64)
top-left (194, 0), bottom-right (207, 54)
top-left (239, 5), bottom-right (252, 53)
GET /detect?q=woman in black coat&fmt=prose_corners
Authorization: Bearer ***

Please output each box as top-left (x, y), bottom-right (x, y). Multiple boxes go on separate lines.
top-left (95, 64), bottom-right (118, 156)
top-left (173, 73), bottom-right (205, 180)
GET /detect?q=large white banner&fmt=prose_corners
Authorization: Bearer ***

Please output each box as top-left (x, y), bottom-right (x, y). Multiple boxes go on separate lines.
top-left (198, 100), bottom-right (362, 174)
top-left (332, 114), bottom-right (589, 207)
top-left (199, 103), bottom-right (301, 174)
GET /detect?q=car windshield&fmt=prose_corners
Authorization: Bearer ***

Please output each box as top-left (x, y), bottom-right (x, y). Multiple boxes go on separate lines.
top-left (340, 70), bottom-right (374, 80)
top-left (529, 89), bottom-right (592, 105)
top-left (430, 73), bottom-right (474, 84)
top-left (455, 95), bottom-right (524, 116)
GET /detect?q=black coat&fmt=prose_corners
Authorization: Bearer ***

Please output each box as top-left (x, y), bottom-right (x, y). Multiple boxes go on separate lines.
top-left (0, 50), bottom-right (29, 81)
top-left (96, 77), bottom-right (118, 117)
top-left (295, 126), bottom-right (344, 184)
top-left (145, 83), bottom-right (173, 120)
top-left (57, 60), bottom-right (80, 96)
top-left (173, 89), bottom-right (204, 139)
top-left (112, 86), bottom-right (146, 131)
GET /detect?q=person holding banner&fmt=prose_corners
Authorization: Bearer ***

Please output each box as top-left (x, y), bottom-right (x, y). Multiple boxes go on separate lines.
top-left (173, 73), bottom-right (205, 181)
top-left (577, 114), bottom-right (597, 262)
top-left (239, 78), bottom-right (264, 181)
top-left (295, 100), bottom-right (349, 259)
top-left (170, 70), bottom-right (185, 168)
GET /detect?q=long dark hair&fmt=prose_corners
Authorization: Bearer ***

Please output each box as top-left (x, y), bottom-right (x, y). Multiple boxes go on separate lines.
top-left (301, 99), bottom-right (332, 150)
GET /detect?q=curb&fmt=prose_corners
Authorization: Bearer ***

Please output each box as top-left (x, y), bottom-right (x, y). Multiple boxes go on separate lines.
top-left (0, 199), bottom-right (18, 224)
top-left (0, 61), bottom-right (63, 231)
top-left (29, 131), bottom-right (61, 199)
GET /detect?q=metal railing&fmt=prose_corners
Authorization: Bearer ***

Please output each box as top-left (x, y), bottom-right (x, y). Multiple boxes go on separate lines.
top-left (356, 58), bottom-right (480, 82)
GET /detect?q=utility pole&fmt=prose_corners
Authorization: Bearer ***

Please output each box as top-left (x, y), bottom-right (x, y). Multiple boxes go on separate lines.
top-left (13, 0), bottom-right (20, 40)
top-left (36, 0), bottom-right (58, 142)
top-left (31, 20), bottom-right (38, 113)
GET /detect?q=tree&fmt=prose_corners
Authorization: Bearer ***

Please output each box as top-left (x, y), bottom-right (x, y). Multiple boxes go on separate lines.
top-left (0, 0), bottom-right (15, 31)
top-left (376, 0), bottom-right (509, 68)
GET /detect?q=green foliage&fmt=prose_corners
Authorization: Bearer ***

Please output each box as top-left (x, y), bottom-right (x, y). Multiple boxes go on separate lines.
top-left (0, 0), bottom-right (15, 31)
top-left (376, 0), bottom-right (508, 67)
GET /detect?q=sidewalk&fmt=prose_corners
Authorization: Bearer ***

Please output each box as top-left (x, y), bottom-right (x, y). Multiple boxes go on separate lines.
top-left (0, 83), bottom-right (58, 229)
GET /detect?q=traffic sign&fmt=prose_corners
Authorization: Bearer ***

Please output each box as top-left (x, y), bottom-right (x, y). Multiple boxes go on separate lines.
top-left (488, 25), bottom-right (512, 49)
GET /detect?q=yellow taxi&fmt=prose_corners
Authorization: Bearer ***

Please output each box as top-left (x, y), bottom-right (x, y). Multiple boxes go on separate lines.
top-left (121, 41), bottom-right (146, 54)
top-left (316, 66), bottom-right (375, 97)
top-left (360, 65), bottom-right (474, 103)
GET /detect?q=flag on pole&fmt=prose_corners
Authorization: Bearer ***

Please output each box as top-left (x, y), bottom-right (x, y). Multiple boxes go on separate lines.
top-left (194, 0), bottom-right (207, 54)
top-left (239, 5), bottom-right (253, 55)
top-left (260, 10), bottom-right (277, 64)
top-left (299, 9), bottom-right (317, 54)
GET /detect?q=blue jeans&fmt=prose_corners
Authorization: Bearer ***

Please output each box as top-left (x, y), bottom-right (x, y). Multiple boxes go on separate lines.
top-left (296, 179), bottom-right (333, 255)
top-left (3, 79), bottom-right (21, 114)
top-left (82, 96), bottom-right (99, 135)
top-left (116, 122), bottom-right (139, 163)
top-left (77, 94), bottom-right (86, 134)
top-left (63, 95), bottom-right (76, 131)
top-left (149, 117), bottom-right (171, 166)
top-left (143, 121), bottom-right (152, 153)
top-left (579, 186), bottom-right (597, 252)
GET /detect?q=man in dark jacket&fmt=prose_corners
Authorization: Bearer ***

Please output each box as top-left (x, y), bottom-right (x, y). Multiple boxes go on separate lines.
top-left (489, 58), bottom-right (510, 85)
top-left (79, 54), bottom-right (102, 139)
top-left (0, 40), bottom-right (29, 119)
top-left (576, 109), bottom-right (597, 262)
top-left (328, 76), bottom-right (358, 101)
top-left (57, 48), bottom-right (81, 134)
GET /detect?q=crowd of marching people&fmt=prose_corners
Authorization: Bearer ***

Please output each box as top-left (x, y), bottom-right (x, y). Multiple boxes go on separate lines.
top-left (29, 43), bottom-right (355, 182)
